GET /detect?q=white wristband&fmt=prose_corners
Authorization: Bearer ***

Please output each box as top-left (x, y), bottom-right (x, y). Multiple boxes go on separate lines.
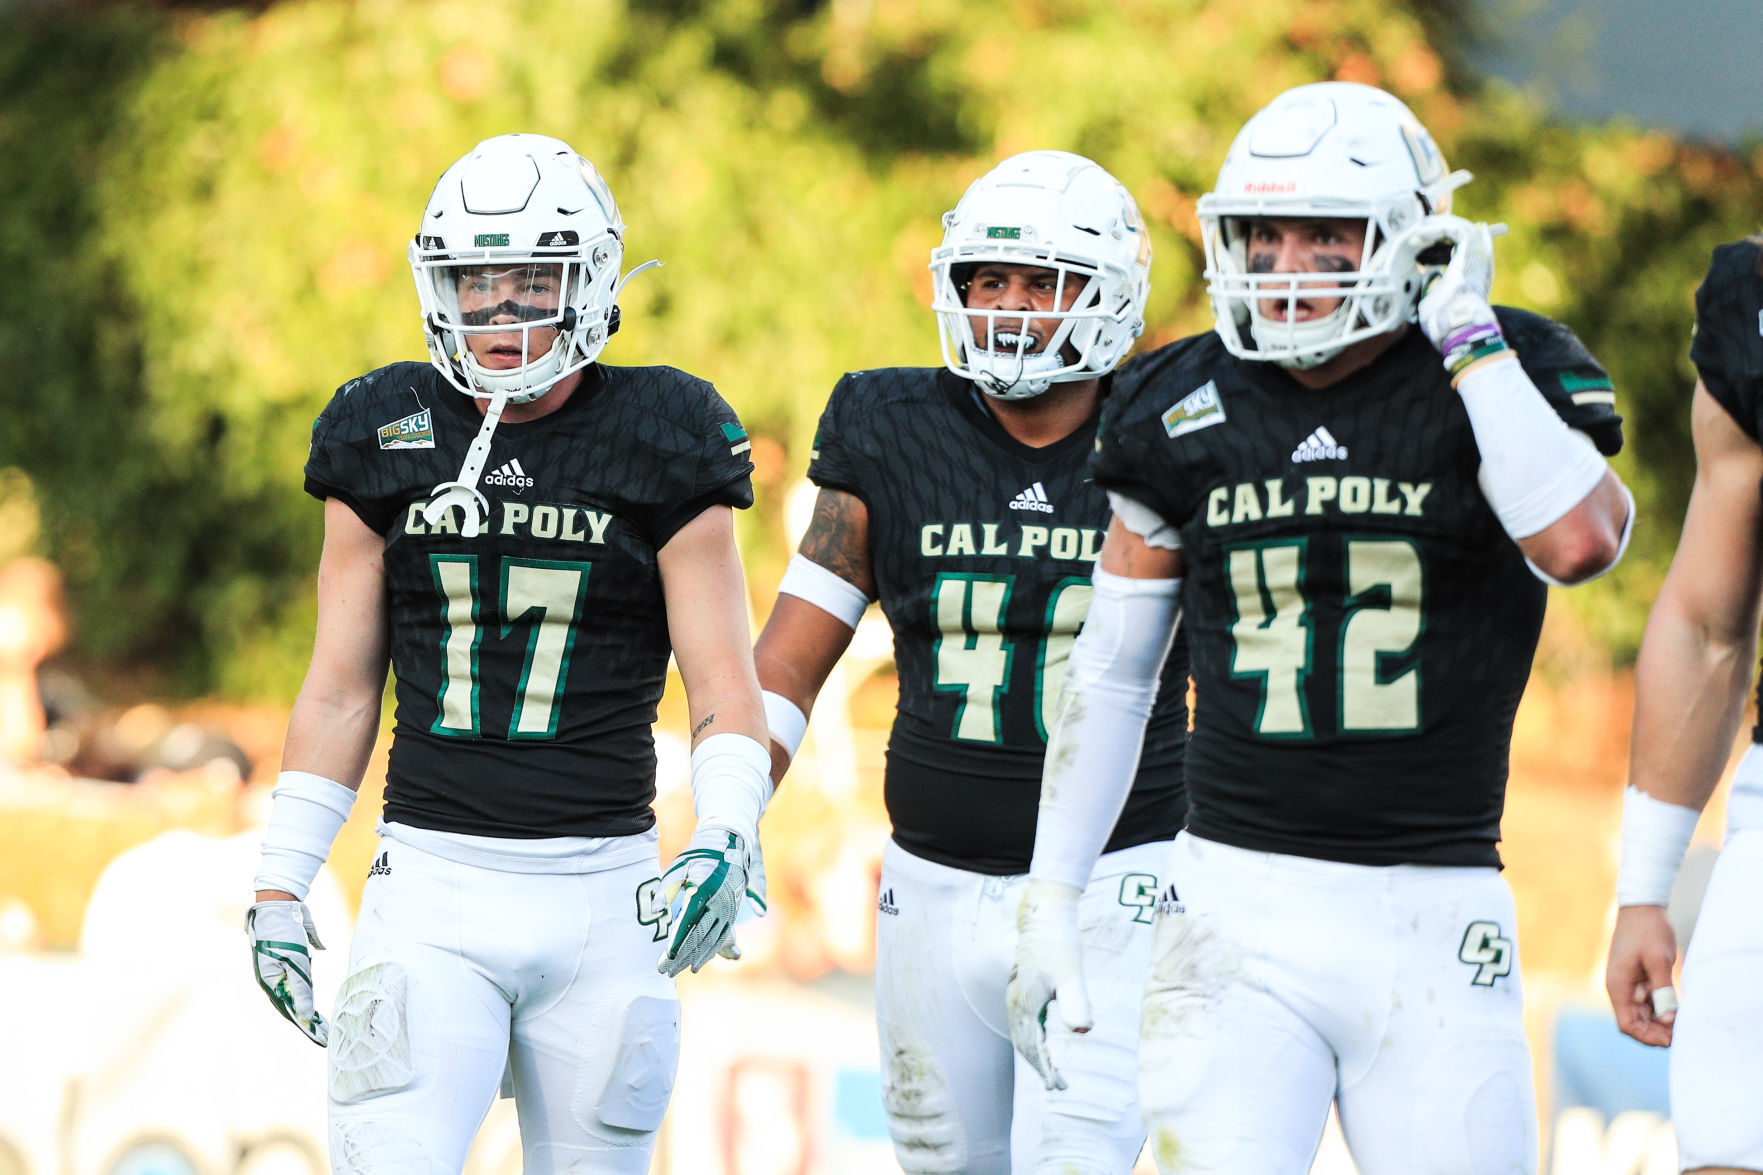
top-left (1617, 785), bottom-right (1701, 907)
top-left (762, 690), bottom-right (808, 760)
top-left (690, 732), bottom-right (774, 846)
top-left (777, 554), bottom-right (871, 628)
top-left (1029, 567), bottom-right (1181, 890)
top-left (254, 770), bottom-right (358, 900)
top-left (1458, 356), bottom-right (1611, 540)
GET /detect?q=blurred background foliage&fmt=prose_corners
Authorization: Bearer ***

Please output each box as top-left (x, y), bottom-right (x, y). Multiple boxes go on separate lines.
top-left (1, 0), bottom-right (1759, 700)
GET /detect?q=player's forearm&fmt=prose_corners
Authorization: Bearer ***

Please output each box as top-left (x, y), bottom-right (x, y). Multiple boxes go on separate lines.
top-left (754, 592), bottom-right (857, 715)
top-left (682, 666), bottom-right (767, 746)
top-left (753, 544), bottom-right (872, 779)
top-left (1029, 566), bottom-right (1180, 889)
top-left (256, 677), bottom-right (379, 902)
top-left (279, 669), bottom-right (384, 788)
top-left (1628, 594), bottom-right (1758, 810)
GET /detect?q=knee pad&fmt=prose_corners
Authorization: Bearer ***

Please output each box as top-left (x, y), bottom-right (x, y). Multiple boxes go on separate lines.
top-left (329, 1120), bottom-right (430, 1175)
top-left (579, 993), bottom-right (679, 1135)
top-left (880, 1027), bottom-right (967, 1174)
top-left (328, 961), bottom-right (415, 1105)
top-left (1406, 1035), bottom-right (1536, 1173)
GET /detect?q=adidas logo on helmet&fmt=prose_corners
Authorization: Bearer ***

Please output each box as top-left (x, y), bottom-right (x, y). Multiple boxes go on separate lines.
top-left (484, 458), bottom-right (535, 492)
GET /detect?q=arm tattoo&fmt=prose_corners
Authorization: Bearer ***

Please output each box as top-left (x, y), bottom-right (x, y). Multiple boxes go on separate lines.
top-left (692, 713), bottom-right (716, 738)
top-left (799, 489), bottom-right (876, 596)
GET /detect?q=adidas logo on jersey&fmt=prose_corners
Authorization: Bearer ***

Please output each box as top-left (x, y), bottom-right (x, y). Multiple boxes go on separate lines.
top-left (1008, 482), bottom-right (1054, 513)
top-left (1291, 426), bottom-right (1348, 463)
top-left (877, 888), bottom-right (899, 916)
top-left (1154, 882), bottom-right (1184, 918)
top-left (367, 851), bottom-right (392, 878)
top-left (484, 458), bottom-right (535, 493)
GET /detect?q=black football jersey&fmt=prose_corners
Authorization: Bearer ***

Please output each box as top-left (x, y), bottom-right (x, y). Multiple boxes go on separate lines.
top-left (807, 367), bottom-right (1188, 875)
top-left (1689, 237), bottom-right (1763, 742)
top-left (1097, 313), bottom-right (1623, 867)
top-left (305, 361), bottom-right (754, 838)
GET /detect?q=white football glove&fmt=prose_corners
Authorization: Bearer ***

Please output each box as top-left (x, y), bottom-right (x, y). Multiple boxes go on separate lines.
top-left (1407, 215), bottom-right (1508, 376)
top-left (657, 825), bottom-right (751, 976)
top-left (1006, 879), bottom-right (1091, 1091)
top-left (706, 835), bottom-right (770, 964)
top-left (247, 900), bottom-right (329, 1046)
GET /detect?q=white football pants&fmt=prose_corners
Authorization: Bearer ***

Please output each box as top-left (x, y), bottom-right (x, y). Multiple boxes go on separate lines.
top-left (874, 838), bottom-right (1164, 1175)
top-left (1140, 832), bottom-right (1536, 1175)
top-left (326, 832), bottom-right (678, 1175)
top-left (1672, 824), bottom-right (1763, 1173)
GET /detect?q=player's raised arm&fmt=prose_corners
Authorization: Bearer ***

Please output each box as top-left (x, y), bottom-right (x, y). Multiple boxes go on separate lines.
top-left (1607, 379), bottom-right (1763, 1047)
top-left (752, 486), bottom-right (876, 783)
top-left (248, 496), bottom-right (389, 1045)
top-left (1411, 218), bottom-right (1631, 585)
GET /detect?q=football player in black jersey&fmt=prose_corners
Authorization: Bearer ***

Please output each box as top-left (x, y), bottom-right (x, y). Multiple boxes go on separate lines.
top-left (753, 152), bottom-right (1188, 1174)
top-left (1606, 238), bottom-right (1763, 1175)
top-left (244, 135), bottom-right (772, 1175)
top-left (1007, 84), bottom-right (1634, 1173)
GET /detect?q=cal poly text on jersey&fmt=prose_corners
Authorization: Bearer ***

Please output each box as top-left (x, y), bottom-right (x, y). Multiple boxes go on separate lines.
top-left (919, 521), bottom-right (1105, 561)
top-left (399, 499), bottom-right (615, 544)
top-left (1203, 476), bottom-right (1434, 528)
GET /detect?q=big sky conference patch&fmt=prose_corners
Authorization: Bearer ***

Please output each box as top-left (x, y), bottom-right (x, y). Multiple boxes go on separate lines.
top-left (378, 409), bottom-right (436, 450)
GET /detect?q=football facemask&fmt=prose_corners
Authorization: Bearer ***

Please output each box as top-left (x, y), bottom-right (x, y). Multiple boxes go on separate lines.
top-left (1198, 82), bottom-right (1471, 370)
top-left (409, 135), bottom-right (660, 537)
top-left (931, 150), bottom-right (1151, 400)
top-left (410, 134), bottom-right (634, 406)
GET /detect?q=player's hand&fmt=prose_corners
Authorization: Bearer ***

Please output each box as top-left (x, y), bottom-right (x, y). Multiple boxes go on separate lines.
top-left (715, 842), bottom-right (768, 962)
top-left (657, 825), bottom-right (751, 976)
top-left (1409, 215), bottom-right (1505, 370)
top-left (247, 900), bottom-right (329, 1046)
top-left (1006, 879), bottom-right (1091, 1091)
top-left (1605, 903), bottom-right (1679, 1047)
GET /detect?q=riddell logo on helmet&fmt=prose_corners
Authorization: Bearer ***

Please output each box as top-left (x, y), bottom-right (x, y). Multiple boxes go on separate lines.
top-left (1243, 181), bottom-right (1298, 193)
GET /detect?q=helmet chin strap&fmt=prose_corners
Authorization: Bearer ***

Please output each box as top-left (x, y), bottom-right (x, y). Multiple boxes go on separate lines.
top-left (423, 387), bottom-right (510, 539)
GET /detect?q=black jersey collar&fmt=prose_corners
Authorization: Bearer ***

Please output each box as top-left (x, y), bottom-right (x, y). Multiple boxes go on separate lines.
top-left (941, 367), bottom-right (1108, 465)
top-left (433, 363), bottom-right (606, 433)
top-left (1234, 325), bottom-right (1436, 404)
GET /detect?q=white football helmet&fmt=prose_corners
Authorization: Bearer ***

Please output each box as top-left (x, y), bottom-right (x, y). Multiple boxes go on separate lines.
top-left (410, 133), bottom-right (628, 405)
top-left (1197, 82), bottom-right (1471, 369)
top-left (930, 150), bottom-right (1151, 399)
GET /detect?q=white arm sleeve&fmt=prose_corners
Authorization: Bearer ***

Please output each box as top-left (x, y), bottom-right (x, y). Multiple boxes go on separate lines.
top-left (1525, 479), bottom-right (1634, 586)
top-left (1459, 357), bottom-right (1611, 540)
top-left (1028, 567), bottom-right (1181, 889)
top-left (1106, 491), bottom-right (1182, 552)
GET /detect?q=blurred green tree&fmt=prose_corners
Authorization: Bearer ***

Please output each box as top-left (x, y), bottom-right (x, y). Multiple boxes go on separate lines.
top-left (0, 0), bottom-right (1755, 696)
